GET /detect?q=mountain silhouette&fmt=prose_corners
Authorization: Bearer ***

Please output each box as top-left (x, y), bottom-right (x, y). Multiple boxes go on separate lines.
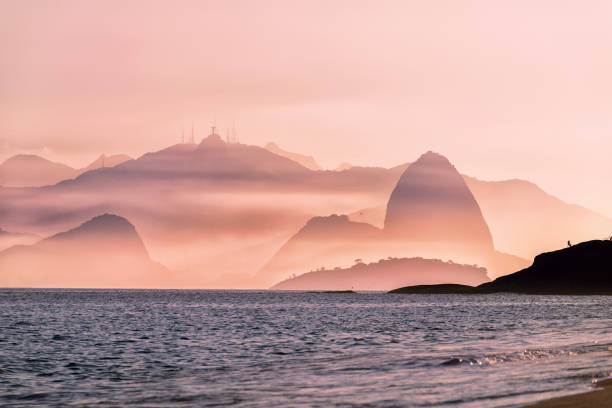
top-left (264, 142), bottom-right (321, 171)
top-left (0, 137), bottom-right (409, 289)
top-left (335, 162), bottom-right (353, 171)
top-left (67, 133), bottom-right (312, 187)
top-left (352, 173), bottom-right (612, 260)
top-left (384, 151), bottom-right (494, 251)
top-left (272, 257), bottom-right (489, 291)
top-left (0, 228), bottom-right (39, 252)
top-left (52, 135), bottom-right (411, 194)
top-left (0, 214), bottom-right (169, 288)
top-left (263, 151), bottom-right (526, 286)
top-left (0, 140), bottom-right (608, 289)
top-left (0, 153), bottom-right (132, 188)
top-left (464, 176), bottom-right (612, 259)
top-left (391, 240), bottom-right (612, 295)
top-left (82, 154), bottom-right (132, 172)
top-left (0, 154), bottom-right (78, 187)
top-left (379, 152), bottom-right (525, 278)
top-left (197, 132), bottom-right (227, 151)
top-left (259, 214), bottom-right (381, 284)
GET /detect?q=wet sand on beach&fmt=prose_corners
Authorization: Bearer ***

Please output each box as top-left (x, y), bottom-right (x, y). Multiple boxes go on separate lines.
top-left (523, 378), bottom-right (612, 408)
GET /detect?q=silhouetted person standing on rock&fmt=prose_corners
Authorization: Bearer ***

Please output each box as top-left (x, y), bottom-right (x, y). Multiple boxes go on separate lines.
top-left (568, 240), bottom-right (572, 247)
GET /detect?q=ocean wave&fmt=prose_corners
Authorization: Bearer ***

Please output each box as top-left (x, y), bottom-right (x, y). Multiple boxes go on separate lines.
top-left (442, 342), bottom-right (612, 367)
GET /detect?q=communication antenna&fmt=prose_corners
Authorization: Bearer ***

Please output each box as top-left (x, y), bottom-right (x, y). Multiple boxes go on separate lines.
top-left (191, 123), bottom-right (194, 143)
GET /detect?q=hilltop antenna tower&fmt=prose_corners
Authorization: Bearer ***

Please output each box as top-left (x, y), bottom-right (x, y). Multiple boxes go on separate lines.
top-left (191, 123), bottom-right (194, 143)
top-left (232, 121), bottom-right (238, 144)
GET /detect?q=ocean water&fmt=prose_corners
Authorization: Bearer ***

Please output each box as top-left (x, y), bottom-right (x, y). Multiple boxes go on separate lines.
top-left (1, 290), bottom-right (612, 407)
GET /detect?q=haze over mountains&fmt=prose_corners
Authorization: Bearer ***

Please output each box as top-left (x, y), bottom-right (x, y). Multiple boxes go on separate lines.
top-left (0, 154), bottom-right (132, 187)
top-left (463, 177), bottom-right (612, 260)
top-left (0, 214), bottom-right (169, 288)
top-left (0, 134), bottom-right (406, 287)
top-left (0, 155), bottom-right (78, 187)
top-left (272, 257), bottom-right (489, 291)
top-left (82, 154), bottom-right (132, 173)
top-left (0, 134), bottom-right (610, 289)
top-left (262, 152), bottom-right (527, 288)
top-left (349, 171), bottom-right (612, 260)
top-left (0, 228), bottom-right (39, 252)
top-left (264, 142), bottom-right (321, 171)
top-left (259, 214), bottom-right (383, 284)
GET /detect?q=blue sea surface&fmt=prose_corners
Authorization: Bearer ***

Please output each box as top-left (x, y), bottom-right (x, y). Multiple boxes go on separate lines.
top-left (1, 289), bottom-right (612, 407)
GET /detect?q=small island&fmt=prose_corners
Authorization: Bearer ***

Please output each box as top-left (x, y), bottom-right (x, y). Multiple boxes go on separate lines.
top-left (271, 257), bottom-right (489, 291)
top-left (388, 284), bottom-right (479, 294)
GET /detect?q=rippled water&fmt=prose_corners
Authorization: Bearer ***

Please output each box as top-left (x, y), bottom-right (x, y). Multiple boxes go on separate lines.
top-left (1, 290), bottom-right (612, 407)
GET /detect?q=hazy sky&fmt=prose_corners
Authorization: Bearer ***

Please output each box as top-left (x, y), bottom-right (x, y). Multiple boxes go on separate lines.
top-left (2, 0), bottom-right (612, 216)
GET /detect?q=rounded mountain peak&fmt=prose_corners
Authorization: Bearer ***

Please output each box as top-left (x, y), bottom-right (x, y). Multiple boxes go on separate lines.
top-left (384, 151), bottom-right (493, 250)
top-left (5, 154), bottom-right (43, 163)
top-left (46, 213), bottom-right (150, 258)
top-left (46, 214), bottom-right (139, 242)
top-left (414, 151), bottom-right (455, 167)
top-left (77, 213), bottom-right (136, 233)
top-left (47, 213), bottom-right (138, 241)
top-left (297, 214), bottom-right (380, 240)
top-left (198, 133), bottom-right (226, 150)
top-left (2, 154), bottom-right (71, 168)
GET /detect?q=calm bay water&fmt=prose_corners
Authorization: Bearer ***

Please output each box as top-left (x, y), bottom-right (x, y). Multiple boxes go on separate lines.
top-left (1, 290), bottom-right (612, 407)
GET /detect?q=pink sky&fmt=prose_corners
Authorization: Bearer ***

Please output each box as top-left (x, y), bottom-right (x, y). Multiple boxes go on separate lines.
top-left (2, 0), bottom-right (612, 216)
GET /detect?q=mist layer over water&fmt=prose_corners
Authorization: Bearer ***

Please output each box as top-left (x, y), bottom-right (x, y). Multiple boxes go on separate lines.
top-left (1, 290), bottom-right (612, 407)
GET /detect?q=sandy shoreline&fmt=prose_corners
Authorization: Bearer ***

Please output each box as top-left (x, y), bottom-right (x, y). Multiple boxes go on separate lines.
top-left (523, 378), bottom-right (612, 407)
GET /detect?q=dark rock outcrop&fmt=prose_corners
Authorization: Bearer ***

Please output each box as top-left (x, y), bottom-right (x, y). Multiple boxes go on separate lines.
top-left (478, 240), bottom-right (612, 294)
top-left (389, 284), bottom-right (477, 294)
top-left (390, 240), bottom-right (612, 295)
